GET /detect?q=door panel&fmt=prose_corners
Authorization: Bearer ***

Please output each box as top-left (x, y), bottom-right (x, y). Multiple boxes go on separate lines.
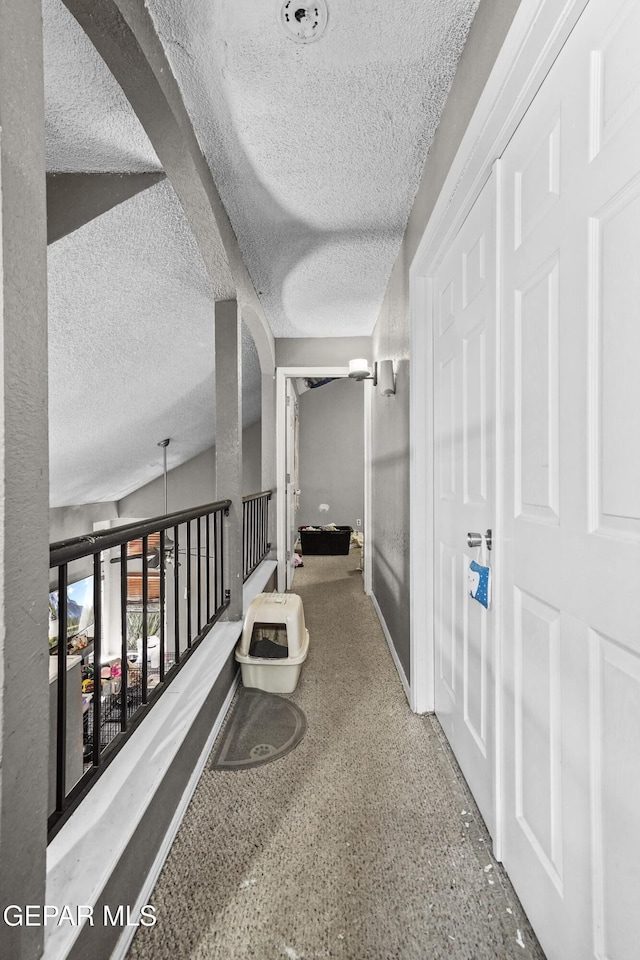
top-left (427, 2), bottom-right (640, 957)
top-left (513, 588), bottom-right (563, 893)
top-left (514, 254), bottom-right (560, 524)
top-left (590, 633), bottom-right (640, 960)
top-left (500, 0), bottom-right (640, 956)
top-left (433, 170), bottom-right (497, 840)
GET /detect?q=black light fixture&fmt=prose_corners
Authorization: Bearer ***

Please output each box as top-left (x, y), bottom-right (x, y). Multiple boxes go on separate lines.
top-left (157, 438), bottom-right (170, 515)
top-left (156, 438), bottom-right (177, 563)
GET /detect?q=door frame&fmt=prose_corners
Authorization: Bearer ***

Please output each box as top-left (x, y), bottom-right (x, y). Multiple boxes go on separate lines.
top-left (409, 0), bottom-right (592, 829)
top-left (283, 374), bottom-right (300, 590)
top-left (276, 366), bottom-right (372, 593)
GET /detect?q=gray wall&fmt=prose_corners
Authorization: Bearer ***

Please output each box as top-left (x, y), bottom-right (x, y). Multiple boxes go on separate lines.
top-left (49, 502), bottom-right (119, 590)
top-left (118, 422), bottom-right (262, 518)
top-left (49, 501), bottom-right (119, 542)
top-left (298, 378), bottom-right (364, 533)
top-left (48, 422), bottom-right (262, 539)
top-left (370, 0), bottom-right (523, 683)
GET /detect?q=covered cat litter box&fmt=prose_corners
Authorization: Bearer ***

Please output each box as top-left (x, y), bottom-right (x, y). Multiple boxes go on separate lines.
top-left (236, 593), bottom-right (309, 694)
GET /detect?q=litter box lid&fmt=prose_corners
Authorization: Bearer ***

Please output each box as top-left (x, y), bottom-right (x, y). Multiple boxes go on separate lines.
top-left (238, 593), bottom-right (307, 658)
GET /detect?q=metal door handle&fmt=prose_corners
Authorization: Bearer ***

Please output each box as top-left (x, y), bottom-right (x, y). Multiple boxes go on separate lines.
top-left (467, 529), bottom-right (492, 550)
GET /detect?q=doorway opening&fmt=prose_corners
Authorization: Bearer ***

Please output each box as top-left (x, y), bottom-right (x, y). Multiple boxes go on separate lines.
top-left (276, 367), bottom-right (372, 594)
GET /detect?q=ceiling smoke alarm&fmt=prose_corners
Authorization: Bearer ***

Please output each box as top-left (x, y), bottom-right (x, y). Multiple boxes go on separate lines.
top-left (279, 1), bottom-right (328, 44)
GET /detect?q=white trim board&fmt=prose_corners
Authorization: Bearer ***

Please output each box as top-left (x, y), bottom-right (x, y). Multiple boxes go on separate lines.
top-left (412, 0), bottom-right (590, 277)
top-left (363, 376), bottom-right (373, 596)
top-left (45, 560), bottom-right (276, 960)
top-left (408, 0), bottom-right (591, 730)
top-left (371, 590), bottom-right (411, 707)
top-left (409, 272), bottom-right (433, 715)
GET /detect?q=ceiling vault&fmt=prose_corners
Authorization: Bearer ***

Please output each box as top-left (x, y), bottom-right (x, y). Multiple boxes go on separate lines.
top-left (61, 0), bottom-right (275, 373)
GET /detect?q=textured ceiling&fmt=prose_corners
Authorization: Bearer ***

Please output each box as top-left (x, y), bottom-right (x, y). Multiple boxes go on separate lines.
top-left (146, 0), bottom-right (482, 337)
top-left (43, 0), bottom-right (161, 172)
top-left (43, 0), bottom-right (481, 505)
top-left (44, 0), bottom-right (255, 506)
top-left (48, 180), bottom-right (261, 507)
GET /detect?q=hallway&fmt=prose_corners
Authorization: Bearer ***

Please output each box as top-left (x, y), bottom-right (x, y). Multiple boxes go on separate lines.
top-left (128, 551), bottom-right (545, 960)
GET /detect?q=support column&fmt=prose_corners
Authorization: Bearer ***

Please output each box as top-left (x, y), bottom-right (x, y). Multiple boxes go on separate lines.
top-left (261, 372), bottom-right (278, 560)
top-left (215, 301), bottom-right (243, 621)
top-left (0, 2), bottom-right (49, 958)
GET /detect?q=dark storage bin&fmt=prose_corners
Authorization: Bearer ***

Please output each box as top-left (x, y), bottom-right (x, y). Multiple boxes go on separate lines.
top-left (299, 526), bottom-right (352, 555)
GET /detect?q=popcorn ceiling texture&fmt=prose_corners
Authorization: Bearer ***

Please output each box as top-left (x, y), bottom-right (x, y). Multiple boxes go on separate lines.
top-left (43, 0), bottom-right (162, 173)
top-left (47, 180), bottom-right (261, 507)
top-left (42, 0), bottom-right (481, 505)
top-left (146, 0), bottom-right (482, 337)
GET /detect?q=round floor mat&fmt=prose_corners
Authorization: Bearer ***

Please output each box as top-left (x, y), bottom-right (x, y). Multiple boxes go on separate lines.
top-left (210, 686), bottom-right (307, 770)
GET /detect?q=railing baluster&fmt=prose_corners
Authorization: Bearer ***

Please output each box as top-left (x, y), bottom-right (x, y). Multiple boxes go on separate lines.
top-left (252, 499), bottom-right (257, 572)
top-left (256, 498), bottom-right (260, 567)
top-left (206, 512), bottom-right (211, 622)
top-left (197, 516), bottom-right (202, 636)
top-left (55, 563), bottom-right (68, 813)
top-left (214, 510), bottom-right (219, 612)
top-left (221, 512), bottom-right (227, 607)
top-left (174, 524), bottom-right (180, 665)
top-left (253, 499), bottom-right (257, 572)
top-left (47, 496), bottom-right (256, 840)
top-left (186, 520), bottom-right (192, 647)
top-left (120, 544), bottom-right (128, 733)
top-left (142, 535), bottom-right (148, 704)
top-left (159, 530), bottom-right (166, 683)
top-left (243, 499), bottom-right (248, 580)
top-left (241, 492), bottom-right (272, 582)
top-left (92, 553), bottom-right (102, 767)
top-left (253, 499), bottom-right (257, 573)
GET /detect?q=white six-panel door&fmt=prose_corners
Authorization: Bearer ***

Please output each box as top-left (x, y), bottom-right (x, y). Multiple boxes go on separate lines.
top-left (433, 170), bottom-right (498, 841)
top-left (429, 0), bottom-right (640, 956)
top-left (500, 0), bottom-right (640, 957)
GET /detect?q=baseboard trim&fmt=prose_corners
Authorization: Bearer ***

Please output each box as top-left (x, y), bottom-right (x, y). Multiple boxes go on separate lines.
top-left (110, 672), bottom-right (240, 960)
top-left (370, 591), bottom-right (412, 707)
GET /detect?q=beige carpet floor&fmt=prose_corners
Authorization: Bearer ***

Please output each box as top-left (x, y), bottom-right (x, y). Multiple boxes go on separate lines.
top-left (128, 551), bottom-right (546, 960)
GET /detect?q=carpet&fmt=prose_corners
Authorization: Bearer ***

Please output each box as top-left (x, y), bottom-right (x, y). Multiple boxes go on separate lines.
top-left (210, 687), bottom-right (307, 770)
top-left (128, 550), bottom-right (546, 960)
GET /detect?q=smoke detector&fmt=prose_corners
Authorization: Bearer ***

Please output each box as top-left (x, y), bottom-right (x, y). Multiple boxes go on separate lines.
top-left (279, 1), bottom-right (328, 44)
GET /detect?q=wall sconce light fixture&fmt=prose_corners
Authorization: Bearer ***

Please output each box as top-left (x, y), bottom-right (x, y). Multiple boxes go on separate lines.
top-left (348, 358), bottom-right (371, 380)
top-left (377, 359), bottom-right (395, 397)
top-left (348, 358), bottom-right (396, 396)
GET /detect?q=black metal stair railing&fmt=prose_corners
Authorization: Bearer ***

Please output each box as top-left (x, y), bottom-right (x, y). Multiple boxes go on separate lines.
top-left (242, 490), bottom-right (272, 581)
top-left (48, 499), bottom-right (230, 841)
